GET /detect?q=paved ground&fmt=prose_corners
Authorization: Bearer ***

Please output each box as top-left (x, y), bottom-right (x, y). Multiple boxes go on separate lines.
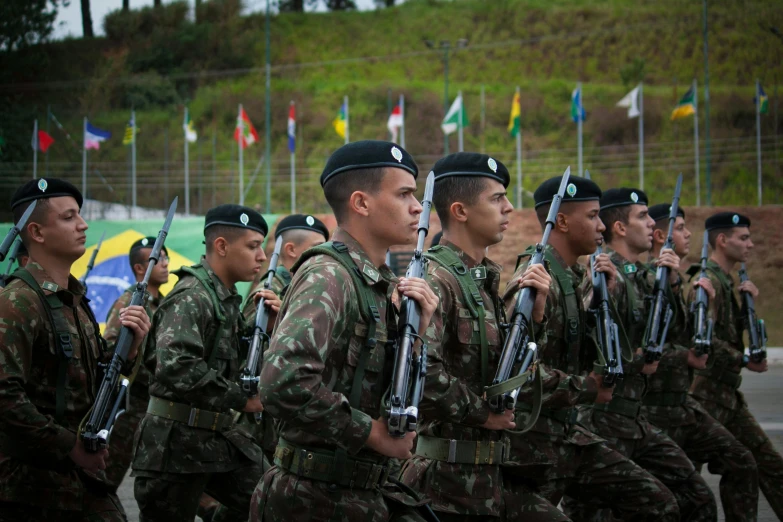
top-left (118, 366), bottom-right (783, 521)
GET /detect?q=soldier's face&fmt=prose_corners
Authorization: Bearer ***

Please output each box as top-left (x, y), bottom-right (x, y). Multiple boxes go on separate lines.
top-left (724, 227), bottom-right (753, 263)
top-left (227, 230), bottom-right (267, 282)
top-left (464, 179), bottom-right (513, 246)
top-left (367, 168), bottom-right (421, 246)
top-left (31, 196), bottom-right (88, 262)
top-left (563, 201), bottom-right (604, 255)
top-left (671, 217), bottom-right (691, 257)
top-left (625, 204), bottom-right (655, 254)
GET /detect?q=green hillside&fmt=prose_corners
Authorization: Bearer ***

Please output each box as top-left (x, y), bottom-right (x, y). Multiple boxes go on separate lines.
top-left (2, 0), bottom-right (782, 216)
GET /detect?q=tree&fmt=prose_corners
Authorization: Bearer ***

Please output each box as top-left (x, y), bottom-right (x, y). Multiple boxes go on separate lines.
top-left (278, 0), bottom-right (305, 12)
top-left (80, 0), bottom-right (94, 37)
top-left (324, 0), bottom-right (356, 10)
top-left (0, 0), bottom-right (61, 52)
top-left (154, 0), bottom-right (162, 6)
top-left (123, 0), bottom-right (129, 12)
top-left (374, 0), bottom-right (395, 6)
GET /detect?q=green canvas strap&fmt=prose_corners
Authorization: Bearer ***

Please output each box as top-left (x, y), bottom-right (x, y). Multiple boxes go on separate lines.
top-left (542, 250), bottom-right (581, 374)
top-left (505, 365), bottom-right (543, 434)
top-left (426, 245), bottom-right (489, 386)
top-left (176, 265), bottom-right (226, 367)
top-left (415, 435), bottom-right (507, 465)
top-left (704, 265), bottom-right (735, 340)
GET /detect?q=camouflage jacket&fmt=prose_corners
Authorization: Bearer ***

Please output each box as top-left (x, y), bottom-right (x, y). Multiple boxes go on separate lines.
top-left (103, 285), bottom-right (162, 402)
top-left (687, 260), bottom-right (745, 409)
top-left (241, 266), bottom-right (291, 324)
top-left (501, 246), bottom-right (602, 464)
top-left (258, 229), bottom-right (402, 461)
top-left (132, 258), bottom-right (264, 474)
top-left (578, 248), bottom-right (651, 440)
top-left (0, 262), bottom-right (112, 510)
top-left (415, 240), bottom-right (503, 516)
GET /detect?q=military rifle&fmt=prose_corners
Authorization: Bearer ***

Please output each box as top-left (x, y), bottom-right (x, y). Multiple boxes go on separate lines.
top-left (739, 263), bottom-right (767, 363)
top-left (589, 246), bottom-right (623, 386)
top-left (690, 231), bottom-right (713, 356)
top-left (0, 200), bottom-right (36, 262)
top-left (79, 231), bottom-right (106, 286)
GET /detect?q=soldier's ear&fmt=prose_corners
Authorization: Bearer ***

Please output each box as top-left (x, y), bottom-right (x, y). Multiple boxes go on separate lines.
top-left (26, 221), bottom-right (45, 245)
top-left (612, 219), bottom-right (626, 239)
top-left (284, 241), bottom-right (297, 258)
top-left (213, 236), bottom-right (229, 257)
top-left (449, 201), bottom-right (468, 224)
top-left (652, 228), bottom-right (666, 244)
top-left (348, 190), bottom-right (370, 218)
top-left (555, 212), bottom-right (568, 232)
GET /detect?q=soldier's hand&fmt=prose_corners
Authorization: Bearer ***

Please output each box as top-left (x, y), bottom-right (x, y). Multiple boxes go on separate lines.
top-left (69, 438), bottom-right (109, 472)
top-left (687, 349), bottom-right (709, 370)
top-left (594, 253), bottom-right (617, 293)
top-left (693, 277), bottom-right (715, 300)
top-left (656, 248), bottom-right (681, 283)
top-left (366, 418), bottom-right (416, 459)
top-left (243, 396), bottom-right (264, 413)
top-left (641, 361), bottom-right (659, 375)
top-left (589, 372), bottom-right (614, 404)
top-left (738, 280), bottom-right (759, 298)
top-left (515, 264), bottom-right (551, 323)
top-left (254, 289), bottom-right (282, 332)
top-left (120, 305), bottom-right (152, 361)
top-left (481, 409), bottom-right (516, 431)
top-left (746, 359), bottom-right (768, 373)
top-left (397, 277), bottom-right (439, 334)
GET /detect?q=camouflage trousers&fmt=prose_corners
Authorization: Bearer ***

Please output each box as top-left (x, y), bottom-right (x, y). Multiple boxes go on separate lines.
top-left (134, 461), bottom-right (265, 522)
top-left (693, 393), bottom-right (783, 520)
top-left (250, 466), bottom-right (433, 522)
top-left (104, 393), bottom-right (148, 490)
top-left (504, 434), bottom-right (679, 522)
top-left (563, 419), bottom-right (716, 522)
top-left (647, 399), bottom-right (759, 522)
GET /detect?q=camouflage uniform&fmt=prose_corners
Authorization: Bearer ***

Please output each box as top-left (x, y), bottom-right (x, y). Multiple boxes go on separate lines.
top-left (564, 248), bottom-right (715, 521)
top-left (251, 230), bottom-right (430, 522)
top-left (688, 260), bottom-right (783, 518)
top-left (642, 260), bottom-right (759, 522)
top-left (398, 240), bottom-right (568, 521)
top-left (242, 266), bottom-right (291, 323)
top-left (131, 259), bottom-right (267, 522)
top-left (499, 245), bottom-right (679, 521)
top-left (0, 262), bottom-right (126, 521)
top-left (101, 286), bottom-right (162, 490)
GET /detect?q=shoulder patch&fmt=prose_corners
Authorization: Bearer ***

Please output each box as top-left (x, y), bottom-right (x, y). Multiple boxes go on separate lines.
top-left (623, 263), bottom-right (637, 274)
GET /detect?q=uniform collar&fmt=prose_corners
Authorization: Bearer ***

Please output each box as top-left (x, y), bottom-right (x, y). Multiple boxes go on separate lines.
top-left (439, 239), bottom-right (501, 274)
top-left (546, 244), bottom-right (584, 279)
top-left (332, 228), bottom-right (393, 287)
top-left (275, 265), bottom-right (292, 286)
top-left (199, 258), bottom-right (239, 302)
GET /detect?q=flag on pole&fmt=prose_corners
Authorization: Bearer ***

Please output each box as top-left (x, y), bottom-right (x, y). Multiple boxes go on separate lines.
top-left (234, 106), bottom-right (259, 149)
top-left (387, 103), bottom-right (403, 142)
top-left (333, 103), bottom-right (347, 139)
top-left (508, 91), bottom-right (521, 137)
top-left (288, 102), bottom-right (296, 153)
top-left (671, 86), bottom-right (696, 120)
top-left (84, 121), bottom-right (111, 150)
top-left (441, 93), bottom-right (468, 135)
top-left (571, 86), bottom-right (586, 123)
top-left (32, 129), bottom-right (55, 152)
top-left (616, 85), bottom-right (641, 118)
top-left (183, 110), bottom-right (198, 143)
top-left (123, 114), bottom-right (136, 146)
top-left (754, 84), bottom-right (769, 114)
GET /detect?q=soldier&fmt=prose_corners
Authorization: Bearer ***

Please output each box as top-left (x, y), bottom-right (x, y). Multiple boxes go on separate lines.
top-left (0, 178), bottom-right (151, 521)
top-left (398, 153), bottom-right (569, 522)
top-left (688, 211), bottom-right (783, 518)
top-left (251, 140), bottom-right (439, 522)
top-left (564, 188), bottom-right (715, 521)
top-left (643, 204), bottom-right (759, 522)
top-left (131, 204), bottom-right (280, 522)
top-left (101, 237), bottom-right (170, 491)
top-left (499, 176), bottom-right (680, 521)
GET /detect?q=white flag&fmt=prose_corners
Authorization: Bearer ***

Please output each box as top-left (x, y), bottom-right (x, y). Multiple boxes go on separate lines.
top-left (617, 85), bottom-right (641, 118)
top-left (441, 93), bottom-right (468, 135)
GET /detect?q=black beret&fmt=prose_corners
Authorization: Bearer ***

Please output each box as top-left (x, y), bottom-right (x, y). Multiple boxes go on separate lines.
top-left (705, 211), bottom-right (751, 231)
top-left (204, 204), bottom-right (268, 236)
top-left (534, 175), bottom-right (601, 209)
top-left (275, 214), bottom-right (329, 241)
top-left (430, 231), bottom-right (443, 247)
top-left (600, 188), bottom-right (648, 210)
top-left (432, 152), bottom-right (510, 188)
top-left (11, 177), bottom-right (83, 210)
top-left (648, 203), bottom-right (685, 223)
top-left (321, 140), bottom-right (417, 187)
top-left (129, 236), bottom-right (168, 255)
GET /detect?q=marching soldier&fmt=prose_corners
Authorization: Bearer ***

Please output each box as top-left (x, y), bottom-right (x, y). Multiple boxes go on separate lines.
top-left (131, 205), bottom-right (280, 522)
top-left (688, 211), bottom-right (783, 518)
top-left (0, 178), bottom-right (150, 521)
top-left (251, 140), bottom-right (439, 522)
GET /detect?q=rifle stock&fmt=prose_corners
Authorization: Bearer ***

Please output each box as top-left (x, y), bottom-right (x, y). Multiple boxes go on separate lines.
top-left (739, 263), bottom-right (766, 363)
top-left (691, 231), bottom-right (713, 356)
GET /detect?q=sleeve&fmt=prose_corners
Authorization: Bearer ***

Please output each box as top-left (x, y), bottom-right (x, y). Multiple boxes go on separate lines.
top-left (102, 292), bottom-right (129, 347)
top-left (418, 271), bottom-right (490, 427)
top-left (153, 286), bottom-right (247, 412)
top-left (0, 290), bottom-right (76, 462)
top-left (660, 283), bottom-right (691, 367)
top-left (258, 262), bottom-right (373, 455)
top-left (690, 273), bottom-right (743, 370)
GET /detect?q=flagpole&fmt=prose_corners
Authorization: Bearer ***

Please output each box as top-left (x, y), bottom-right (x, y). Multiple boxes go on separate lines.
top-left (639, 82), bottom-right (644, 190)
top-left (693, 79), bottom-right (701, 206)
top-left (238, 104), bottom-right (244, 206)
top-left (82, 117), bottom-right (87, 197)
top-left (184, 106), bottom-right (190, 216)
top-left (400, 94), bottom-right (406, 149)
top-left (756, 78), bottom-right (762, 206)
top-left (480, 85), bottom-right (486, 154)
top-left (290, 100), bottom-right (296, 213)
top-left (458, 90), bottom-right (464, 152)
top-left (45, 105), bottom-right (50, 176)
top-left (344, 95), bottom-right (350, 144)
top-left (131, 110), bottom-right (137, 219)
top-left (32, 119), bottom-right (38, 179)
top-left (515, 86), bottom-right (523, 209)
top-left (577, 82), bottom-right (583, 177)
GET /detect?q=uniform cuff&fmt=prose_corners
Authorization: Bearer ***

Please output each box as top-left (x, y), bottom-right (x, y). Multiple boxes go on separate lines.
top-left (54, 426), bottom-right (77, 462)
top-left (463, 401), bottom-right (491, 427)
top-left (343, 408), bottom-right (373, 455)
top-left (226, 383), bottom-right (249, 412)
top-left (577, 375), bottom-right (599, 404)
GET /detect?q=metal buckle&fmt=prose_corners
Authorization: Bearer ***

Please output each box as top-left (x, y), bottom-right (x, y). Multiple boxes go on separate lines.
top-left (188, 407), bottom-right (200, 427)
top-left (447, 439), bottom-right (457, 463)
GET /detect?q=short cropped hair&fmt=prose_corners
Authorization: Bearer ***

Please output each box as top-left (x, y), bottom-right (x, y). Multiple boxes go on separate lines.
top-left (323, 167), bottom-right (386, 223)
top-left (708, 227), bottom-right (736, 249)
top-left (432, 176), bottom-right (488, 228)
top-left (599, 206), bottom-right (631, 244)
top-left (205, 225), bottom-right (252, 253)
top-left (12, 199), bottom-right (52, 247)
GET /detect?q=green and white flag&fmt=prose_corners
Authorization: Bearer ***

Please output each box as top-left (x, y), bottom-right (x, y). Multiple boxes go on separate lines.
top-left (441, 93), bottom-right (468, 135)
top-left (183, 109), bottom-right (197, 143)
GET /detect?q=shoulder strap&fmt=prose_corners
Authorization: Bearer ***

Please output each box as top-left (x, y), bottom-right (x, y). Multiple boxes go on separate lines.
top-left (542, 250), bottom-right (581, 373)
top-left (514, 244), bottom-right (537, 272)
top-left (704, 265), bottom-right (734, 338)
top-left (178, 265), bottom-right (226, 367)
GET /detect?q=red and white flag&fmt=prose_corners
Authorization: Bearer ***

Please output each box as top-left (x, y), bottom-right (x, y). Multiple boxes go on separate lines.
top-left (32, 129), bottom-right (55, 153)
top-left (387, 103), bottom-right (403, 143)
top-left (234, 106), bottom-right (259, 149)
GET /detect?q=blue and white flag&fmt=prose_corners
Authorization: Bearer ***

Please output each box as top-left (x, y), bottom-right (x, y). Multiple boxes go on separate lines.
top-left (84, 121), bottom-right (111, 150)
top-left (571, 85), bottom-right (586, 123)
